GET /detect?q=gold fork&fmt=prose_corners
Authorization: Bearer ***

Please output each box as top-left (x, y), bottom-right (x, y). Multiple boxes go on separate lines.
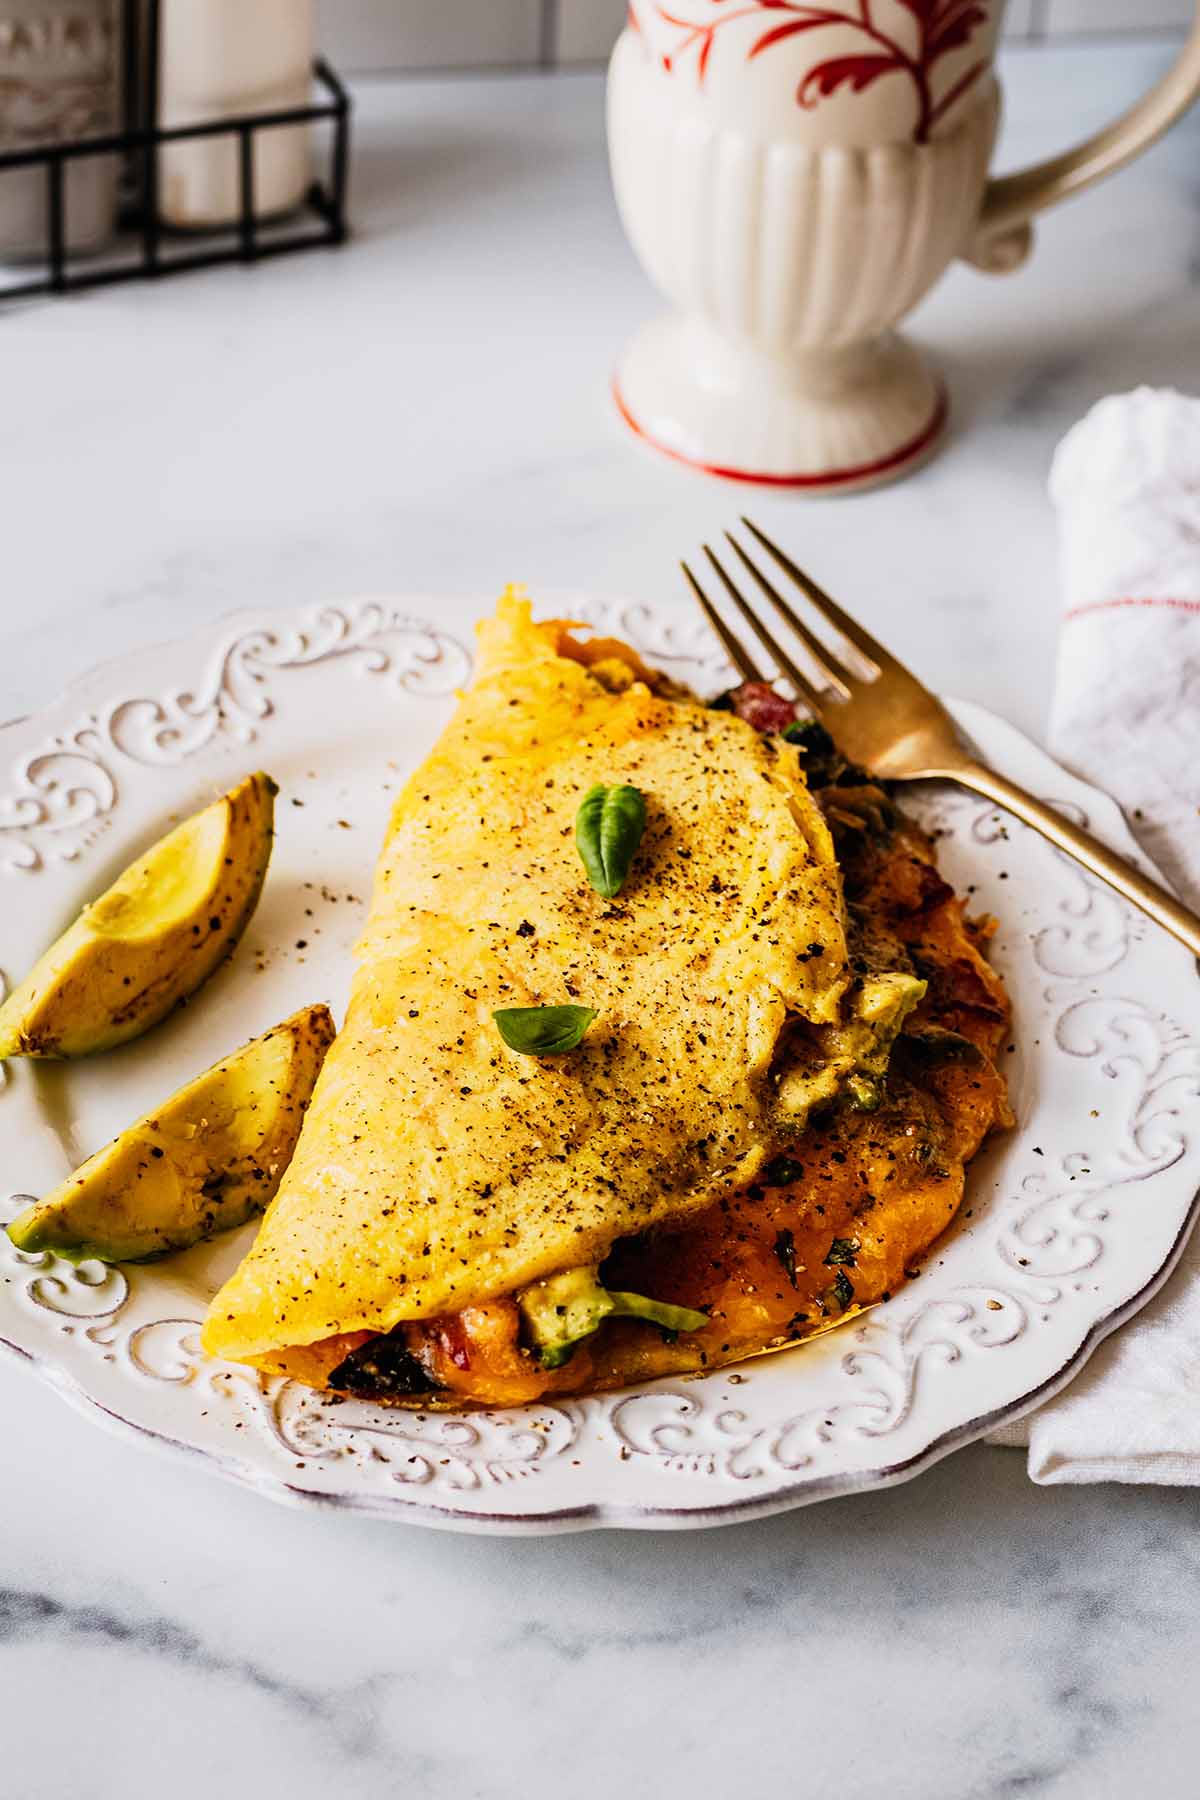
top-left (683, 518), bottom-right (1200, 961)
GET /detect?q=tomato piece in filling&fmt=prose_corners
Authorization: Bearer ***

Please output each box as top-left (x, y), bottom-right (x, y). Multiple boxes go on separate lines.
top-left (418, 1299), bottom-right (597, 1406)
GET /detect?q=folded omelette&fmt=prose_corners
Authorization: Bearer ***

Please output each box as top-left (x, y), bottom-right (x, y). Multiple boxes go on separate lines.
top-left (203, 591), bottom-right (1010, 1406)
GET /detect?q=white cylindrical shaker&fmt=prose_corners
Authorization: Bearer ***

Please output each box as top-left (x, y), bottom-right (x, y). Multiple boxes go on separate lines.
top-left (157, 0), bottom-right (314, 229)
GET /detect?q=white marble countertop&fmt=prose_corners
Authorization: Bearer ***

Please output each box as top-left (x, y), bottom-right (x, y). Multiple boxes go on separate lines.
top-left (3, 38), bottom-right (1200, 1799)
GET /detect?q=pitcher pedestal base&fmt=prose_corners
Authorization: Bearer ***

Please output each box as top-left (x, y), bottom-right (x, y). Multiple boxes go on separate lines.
top-left (613, 316), bottom-right (947, 494)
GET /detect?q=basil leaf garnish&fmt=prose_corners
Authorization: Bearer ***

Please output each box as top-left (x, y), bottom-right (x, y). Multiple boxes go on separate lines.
top-left (575, 782), bottom-right (647, 899)
top-left (845, 1073), bottom-right (883, 1112)
top-left (824, 1236), bottom-right (859, 1268)
top-left (493, 1004), bottom-right (596, 1056)
top-left (826, 1269), bottom-right (856, 1314)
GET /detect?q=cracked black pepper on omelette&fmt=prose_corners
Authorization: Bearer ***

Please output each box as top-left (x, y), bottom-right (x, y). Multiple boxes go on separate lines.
top-left (202, 591), bottom-right (1010, 1405)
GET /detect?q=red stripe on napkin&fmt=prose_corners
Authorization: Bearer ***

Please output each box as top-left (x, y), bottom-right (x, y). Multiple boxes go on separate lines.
top-left (1065, 596), bottom-right (1200, 622)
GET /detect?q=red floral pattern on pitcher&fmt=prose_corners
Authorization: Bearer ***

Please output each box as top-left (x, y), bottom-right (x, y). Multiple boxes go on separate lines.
top-left (646, 0), bottom-right (990, 143)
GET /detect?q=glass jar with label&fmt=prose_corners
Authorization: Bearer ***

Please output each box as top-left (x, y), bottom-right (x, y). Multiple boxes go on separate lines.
top-left (0, 0), bottom-right (120, 259)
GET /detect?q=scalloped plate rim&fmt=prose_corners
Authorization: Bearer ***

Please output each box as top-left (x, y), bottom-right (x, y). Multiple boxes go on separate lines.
top-left (3, 1198), bottom-right (1198, 1535)
top-left (0, 594), bottom-right (1197, 1534)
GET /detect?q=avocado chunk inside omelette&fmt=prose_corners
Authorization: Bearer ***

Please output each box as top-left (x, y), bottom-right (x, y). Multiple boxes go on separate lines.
top-left (202, 597), bottom-right (1012, 1405)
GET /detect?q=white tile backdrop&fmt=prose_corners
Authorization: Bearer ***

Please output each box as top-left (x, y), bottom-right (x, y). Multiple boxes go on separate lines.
top-left (315, 0), bottom-right (1194, 72)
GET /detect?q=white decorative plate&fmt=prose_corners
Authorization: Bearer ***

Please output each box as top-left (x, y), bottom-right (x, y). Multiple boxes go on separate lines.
top-left (2, 597), bottom-right (1199, 1534)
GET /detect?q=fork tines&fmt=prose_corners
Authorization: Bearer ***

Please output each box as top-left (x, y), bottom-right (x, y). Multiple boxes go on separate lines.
top-left (682, 518), bottom-right (885, 721)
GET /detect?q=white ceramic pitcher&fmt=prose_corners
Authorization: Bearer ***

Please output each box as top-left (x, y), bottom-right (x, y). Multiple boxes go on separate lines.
top-left (608, 1), bottom-right (1200, 492)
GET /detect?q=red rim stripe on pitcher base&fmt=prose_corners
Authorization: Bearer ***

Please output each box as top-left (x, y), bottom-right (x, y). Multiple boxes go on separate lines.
top-left (612, 377), bottom-right (948, 490)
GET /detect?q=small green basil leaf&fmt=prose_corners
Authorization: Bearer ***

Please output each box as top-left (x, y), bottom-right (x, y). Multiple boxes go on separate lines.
top-left (493, 1004), bottom-right (596, 1056)
top-left (901, 1027), bottom-right (985, 1069)
top-left (763, 1154), bottom-right (805, 1187)
top-left (575, 782), bottom-right (647, 899)
top-left (774, 1228), bottom-right (799, 1289)
top-left (824, 1236), bottom-right (859, 1268)
top-left (845, 1072), bottom-right (883, 1112)
top-left (825, 1269), bottom-right (856, 1314)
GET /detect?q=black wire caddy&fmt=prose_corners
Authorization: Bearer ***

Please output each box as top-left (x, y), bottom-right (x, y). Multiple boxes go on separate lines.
top-left (0, 0), bottom-right (351, 301)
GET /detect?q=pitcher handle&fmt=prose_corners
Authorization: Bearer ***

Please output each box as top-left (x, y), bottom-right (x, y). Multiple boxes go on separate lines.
top-left (966, 8), bottom-right (1200, 273)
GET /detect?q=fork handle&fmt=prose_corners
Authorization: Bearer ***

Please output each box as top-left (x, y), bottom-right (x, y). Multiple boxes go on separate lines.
top-left (953, 760), bottom-right (1200, 962)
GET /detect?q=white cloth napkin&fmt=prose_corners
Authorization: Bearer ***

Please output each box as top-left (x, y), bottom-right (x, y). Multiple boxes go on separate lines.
top-left (988, 387), bottom-right (1200, 1483)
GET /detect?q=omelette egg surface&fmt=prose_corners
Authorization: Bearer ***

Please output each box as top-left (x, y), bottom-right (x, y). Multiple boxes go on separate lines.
top-left (202, 592), bottom-right (849, 1361)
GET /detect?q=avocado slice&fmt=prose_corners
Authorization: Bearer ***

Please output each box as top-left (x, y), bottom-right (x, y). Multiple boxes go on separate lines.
top-left (519, 1265), bottom-right (709, 1369)
top-left (0, 771), bottom-right (276, 1059)
top-left (776, 970), bottom-right (927, 1120)
top-left (6, 1004), bottom-right (335, 1263)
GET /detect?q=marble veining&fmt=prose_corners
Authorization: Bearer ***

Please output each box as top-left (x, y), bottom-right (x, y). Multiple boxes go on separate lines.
top-left (1, 1413), bottom-right (1198, 1798)
top-left (2, 38), bottom-right (1200, 1799)
top-left (0, 1587), bottom-right (400, 1766)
